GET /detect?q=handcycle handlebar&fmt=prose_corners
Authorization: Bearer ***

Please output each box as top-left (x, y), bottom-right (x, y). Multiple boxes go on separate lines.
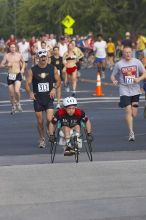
top-left (56, 120), bottom-right (86, 129)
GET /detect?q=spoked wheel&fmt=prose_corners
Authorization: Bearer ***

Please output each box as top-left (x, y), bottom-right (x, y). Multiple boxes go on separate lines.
top-left (50, 141), bottom-right (57, 163)
top-left (49, 128), bottom-right (60, 164)
top-left (50, 142), bottom-right (53, 154)
top-left (83, 129), bottom-right (93, 161)
top-left (72, 136), bottom-right (79, 163)
top-left (84, 140), bottom-right (93, 161)
top-left (74, 147), bottom-right (79, 163)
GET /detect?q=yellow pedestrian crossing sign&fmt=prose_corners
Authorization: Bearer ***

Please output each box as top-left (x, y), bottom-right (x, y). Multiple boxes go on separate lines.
top-left (62, 15), bottom-right (75, 28)
top-left (64, 27), bottom-right (73, 35)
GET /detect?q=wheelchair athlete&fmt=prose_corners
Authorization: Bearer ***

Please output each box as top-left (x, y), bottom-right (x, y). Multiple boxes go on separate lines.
top-left (49, 96), bottom-right (93, 156)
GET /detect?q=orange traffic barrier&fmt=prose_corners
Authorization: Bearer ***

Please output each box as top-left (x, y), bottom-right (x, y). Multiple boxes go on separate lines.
top-left (95, 72), bottom-right (104, 96)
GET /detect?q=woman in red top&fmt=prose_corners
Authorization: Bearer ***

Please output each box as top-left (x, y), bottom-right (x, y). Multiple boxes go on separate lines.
top-left (63, 42), bottom-right (78, 97)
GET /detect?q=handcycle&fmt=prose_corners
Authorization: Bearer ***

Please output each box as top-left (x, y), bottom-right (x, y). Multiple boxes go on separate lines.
top-left (49, 121), bottom-right (93, 163)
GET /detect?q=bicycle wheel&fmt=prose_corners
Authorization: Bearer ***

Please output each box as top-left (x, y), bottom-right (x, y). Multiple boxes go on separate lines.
top-left (73, 136), bottom-right (79, 163)
top-left (50, 123), bottom-right (61, 163)
top-left (50, 141), bottom-right (57, 163)
top-left (74, 147), bottom-right (79, 163)
top-left (83, 129), bottom-right (93, 161)
top-left (84, 140), bottom-right (93, 161)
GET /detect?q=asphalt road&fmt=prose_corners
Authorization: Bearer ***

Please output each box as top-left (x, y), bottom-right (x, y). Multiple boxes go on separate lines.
top-left (0, 66), bottom-right (146, 163)
top-left (1, 63), bottom-right (146, 220)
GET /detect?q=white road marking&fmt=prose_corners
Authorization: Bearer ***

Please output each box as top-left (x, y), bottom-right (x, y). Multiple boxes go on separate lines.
top-left (0, 95), bottom-right (145, 114)
top-left (0, 106), bottom-right (145, 114)
top-left (125, 132), bottom-right (146, 137)
top-left (0, 81), bottom-right (94, 94)
top-left (0, 82), bottom-right (8, 88)
top-left (0, 99), bottom-right (32, 104)
top-left (0, 72), bottom-right (7, 75)
top-left (0, 103), bottom-right (33, 107)
top-left (0, 97), bottom-right (145, 105)
top-left (0, 99), bottom-right (120, 105)
top-left (135, 133), bottom-right (146, 136)
top-left (0, 82), bottom-right (26, 92)
top-left (71, 90), bottom-right (94, 93)
top-left (0, 102), bottom-right (144, 113)
top-left (0, 110), bottom-right (34, 114)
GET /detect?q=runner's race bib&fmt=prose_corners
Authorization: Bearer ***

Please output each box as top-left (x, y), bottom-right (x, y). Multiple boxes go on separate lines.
top-left (8, 73), bottom-right (16, 81)
top-left (125, 76), bottom-right (135, 85)
top-left (38, 83), bottom-right (49, 92)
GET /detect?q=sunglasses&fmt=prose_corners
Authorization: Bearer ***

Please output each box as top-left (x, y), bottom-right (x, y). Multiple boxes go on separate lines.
top-left (38, 51), bottom-right (47, 57)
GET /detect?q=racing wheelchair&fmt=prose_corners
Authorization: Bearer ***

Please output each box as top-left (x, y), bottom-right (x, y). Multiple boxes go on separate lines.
top-left (49, 120), bottom-right (93, 163)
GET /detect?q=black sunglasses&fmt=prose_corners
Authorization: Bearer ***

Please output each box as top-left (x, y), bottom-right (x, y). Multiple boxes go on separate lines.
top-left (38, 51), bottom-right (45, 55)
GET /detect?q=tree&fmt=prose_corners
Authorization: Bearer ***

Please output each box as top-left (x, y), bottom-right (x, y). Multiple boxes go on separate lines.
top-left (0, 0), bottom-right (146, 39)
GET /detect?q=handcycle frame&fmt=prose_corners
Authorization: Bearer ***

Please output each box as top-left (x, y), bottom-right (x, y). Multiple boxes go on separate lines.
top-left (50, 120), bottom-right (93, 163)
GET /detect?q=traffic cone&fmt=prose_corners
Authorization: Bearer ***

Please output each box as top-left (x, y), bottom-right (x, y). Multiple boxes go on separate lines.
top-left (95, 72), bottom-right (104, 96)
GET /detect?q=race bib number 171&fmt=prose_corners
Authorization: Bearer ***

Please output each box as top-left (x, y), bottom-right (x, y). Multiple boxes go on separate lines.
top-left (38, 83), bottom-right (49, 92)
top-left (125, 76), bottom-right (135, 84)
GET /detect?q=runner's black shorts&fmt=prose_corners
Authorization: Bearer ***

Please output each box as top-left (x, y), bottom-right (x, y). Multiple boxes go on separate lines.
top-left (33, 95), bottom-right (54, 112)
top-left (119, 95), bottom-right (140, 108)
top-left (107, 52), bottom-right (114, 57)
top-left (7, 73), bottom-right (22, 85)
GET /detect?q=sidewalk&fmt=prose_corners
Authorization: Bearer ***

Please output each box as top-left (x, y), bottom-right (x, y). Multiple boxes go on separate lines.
top-left (0, 159), bottom-right (146, 220)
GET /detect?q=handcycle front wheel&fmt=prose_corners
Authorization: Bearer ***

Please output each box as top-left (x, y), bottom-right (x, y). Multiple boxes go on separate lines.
top-left (70, 135), bottom-right (79, 163)
top-left (74, 147), bottom-right (79, 163)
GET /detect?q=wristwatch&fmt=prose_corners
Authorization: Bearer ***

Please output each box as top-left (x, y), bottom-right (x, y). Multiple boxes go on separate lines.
top-left (53, 86), bottom-right (57, 89)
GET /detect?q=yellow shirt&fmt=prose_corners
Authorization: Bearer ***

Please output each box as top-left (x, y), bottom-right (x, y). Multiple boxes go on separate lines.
top-left (137, 36), bottom-right (146, 50)
top-left (107, 42), bottom-right (115, 53)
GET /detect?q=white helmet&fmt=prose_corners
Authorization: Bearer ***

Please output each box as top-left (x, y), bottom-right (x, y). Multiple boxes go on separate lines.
top-left (37, 49), bottom-right (48, 57)
top-left (63, 97), bottom-right (77, 107)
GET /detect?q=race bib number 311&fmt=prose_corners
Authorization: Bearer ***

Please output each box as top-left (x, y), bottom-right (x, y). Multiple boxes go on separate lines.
top-left (125, 76), bottom-right (135, 84)
top-left (38, 83), bottom-right (49, 92)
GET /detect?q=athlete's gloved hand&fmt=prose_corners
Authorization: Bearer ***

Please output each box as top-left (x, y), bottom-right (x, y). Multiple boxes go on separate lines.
top-left (49, 134), bottom-right (56, 143)
top-left (87, 133), bottom-right (93, 143)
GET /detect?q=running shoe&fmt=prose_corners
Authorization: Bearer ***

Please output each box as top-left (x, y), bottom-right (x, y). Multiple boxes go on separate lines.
top-left (64, 146), bottom-right (75, 156)
top-left (56, 103), bottom-right (61, 109)
top-left (11, 105), bottom-right (16, 115)
top-left (39, 138), bottom-right (46, 148)
top-left (16, 103), bottom-right (23, 112)
top-left (65, 86), bottom-right (70, 92)
top-left (128, 131), bottom-right (135, 141)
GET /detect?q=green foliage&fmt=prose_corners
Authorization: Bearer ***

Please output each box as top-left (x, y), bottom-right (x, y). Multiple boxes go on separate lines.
top-left (0, 0), bottom-right (146, 39)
